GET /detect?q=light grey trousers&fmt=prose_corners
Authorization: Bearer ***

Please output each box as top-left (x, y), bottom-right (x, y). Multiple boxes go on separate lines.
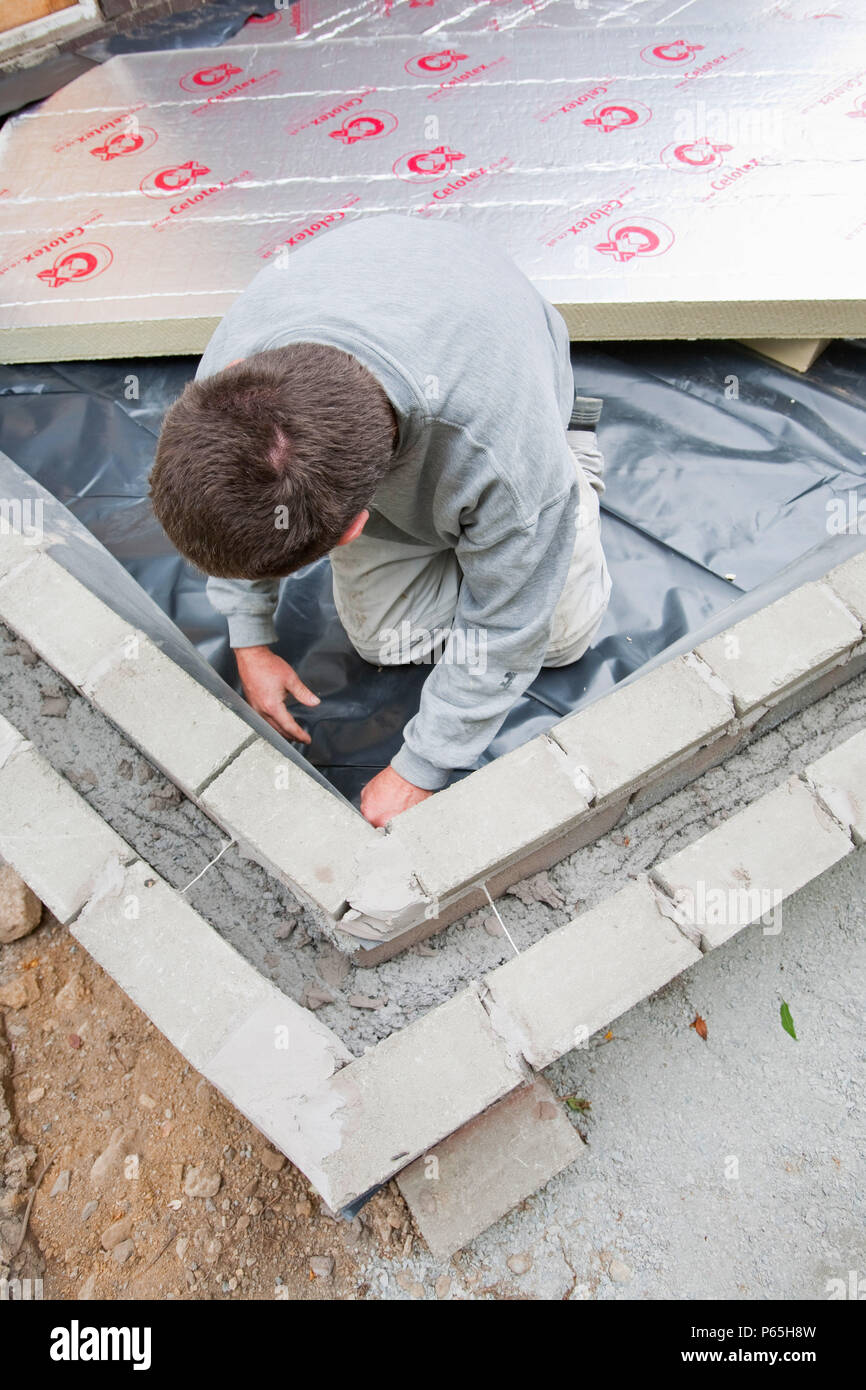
top-left (329, 428), bottom-right (611, 668)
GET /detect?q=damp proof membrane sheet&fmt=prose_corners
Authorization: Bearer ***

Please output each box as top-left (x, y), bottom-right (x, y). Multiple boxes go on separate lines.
top-left (4, 337), bottom-right (865, 802)
top-left (2, 12), bottom-right (866, 361)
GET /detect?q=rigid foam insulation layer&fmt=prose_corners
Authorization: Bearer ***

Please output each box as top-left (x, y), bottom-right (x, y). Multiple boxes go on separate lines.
top-left (1, 10), bottom-right (866, 359)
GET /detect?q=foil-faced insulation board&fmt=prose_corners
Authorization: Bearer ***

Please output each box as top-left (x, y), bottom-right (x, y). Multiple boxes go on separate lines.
top-left (226, 0), bottom-right (865, 45)
top-left (1, 16), bottom-right (865, 361)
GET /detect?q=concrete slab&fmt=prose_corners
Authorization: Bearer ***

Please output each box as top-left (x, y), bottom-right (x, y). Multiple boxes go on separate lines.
top-left (0, 527), bottom-right (42, 579)
top-left (73, 859), bottom-right (353, 1083)
top-left (0, 550), bottom-right (133, 686)
top-left (484, 878), bottom-right (701, 1069)
top-left (0, 723), bottom-right (131, 923)
top-left (83, 633), bottom-right (254, 796)
top-left (805, 729), bottom-right (866, 846)
top-left (386, 737), bottom-right (592, 902)
top-left (696, 581), bottom-right (861, 718)
top-left (397, 1075), bottom-right (584, 1261)
top-left (551, 655), bottom-right (736, 801)
top-left (201, 736), bottom-right (379, 920)
top-left (652, 774), bottom-right (854, 951)
top-left (826, 551), bottom-right (866, 629)
top-left (318, 988), bottom-right (525, 1210)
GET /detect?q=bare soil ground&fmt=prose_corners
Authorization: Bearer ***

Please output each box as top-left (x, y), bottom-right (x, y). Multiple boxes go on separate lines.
top-left (0, 909), bottom-right (431, 1302)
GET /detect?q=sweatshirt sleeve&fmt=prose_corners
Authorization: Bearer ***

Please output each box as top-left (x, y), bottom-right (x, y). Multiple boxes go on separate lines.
top-left (390, 456), bottom-right (579, 791)
top-left (205, 574), bottom-right (281, 648)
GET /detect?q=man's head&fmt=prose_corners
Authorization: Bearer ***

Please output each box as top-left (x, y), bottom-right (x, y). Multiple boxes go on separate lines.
top-left (149, 343), bottom-right (397, 579)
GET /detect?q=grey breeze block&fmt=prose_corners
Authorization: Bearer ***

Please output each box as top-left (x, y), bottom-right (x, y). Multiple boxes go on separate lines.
top-left (652, 774), bottom-right (854, 951)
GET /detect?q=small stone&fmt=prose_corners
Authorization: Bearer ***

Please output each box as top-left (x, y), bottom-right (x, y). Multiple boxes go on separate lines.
top-left (111, 1239), bottom-right (135, 1265)
top-left (50, 1169), bottom-right (71, 1197)
top-left (138, 1093), bottom-right (157, 1111)
top-left (27, 1086), bottom-right (45, 1104)
top-left (101, 1217), bottom-right (132, 1251)
top-left (248, 1198), bottom-right (263, 1217)
top-left (608, 1258), bottom-right (633, 1284)
top-left (0, 975), bottom-right (40, 1009)
top-left (80, 1201), bottom-right (99, 1224)
top-left (273, 917), bottom-right (297, 941)
top-left (40, 694), bottom-right (69, 718)
top-left (300, 984), bottom-right (334, 1010)
top-left (67, 1034), bottom-right (82, 1049)
top-left (55, 974), bottom-right (85, 1010)
top-left (483, 914), bottom-right (504, 937)
top-left (117, 760), bottom-right (134, 780)
top-left (260, 1149), bottom-right (286, 1173)
top-left (409, 1281), bottom-right (426, 1300)
top-left (435, 1274), bottom-right (452, 1300)
top-left (183, 1166), bottom-right (222, 1199)
top-left (175, 1236), bottom-right (189, 1260)
top-left (309, 1256), bottom-right (334, 1278)
top-left (0, 865), bottom-right (42, 943)
top-left (295, 1199), bottom-right (312, 1217)
top-left (347, 993), bottom-right (387, 1010)
top-left (507, 1253), bottom-right (532, 1276)
top-left (234, 1214), bottom-right (250, 1235)
top-left (316, 945), bottom-right (350, 989)
top-left (414, 942), bottom-right (436, 956)
top-left (77, 1272), bottom-right (98, 1300)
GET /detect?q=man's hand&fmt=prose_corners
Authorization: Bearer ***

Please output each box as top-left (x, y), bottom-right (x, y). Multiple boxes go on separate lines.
top-left (235, 645), bottom-right (319, 744)
top-left (361, 765), bottom-right (433, 827)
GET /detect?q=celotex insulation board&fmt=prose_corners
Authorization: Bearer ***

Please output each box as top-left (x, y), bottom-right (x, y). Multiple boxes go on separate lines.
top-left (1, 11), bottom-right (866, 362)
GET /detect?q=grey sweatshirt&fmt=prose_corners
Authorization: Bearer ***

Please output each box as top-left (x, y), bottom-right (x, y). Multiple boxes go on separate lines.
top-left (196, 214), bottom-right (578, 791)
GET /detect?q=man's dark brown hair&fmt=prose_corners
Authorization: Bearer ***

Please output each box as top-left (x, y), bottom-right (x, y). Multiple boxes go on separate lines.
top-left (149, 344), bottom-right (396, 579)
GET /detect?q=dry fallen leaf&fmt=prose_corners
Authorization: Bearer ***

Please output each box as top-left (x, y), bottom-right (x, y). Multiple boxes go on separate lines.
top-left (690, 1013), bottom-right (708, 1041)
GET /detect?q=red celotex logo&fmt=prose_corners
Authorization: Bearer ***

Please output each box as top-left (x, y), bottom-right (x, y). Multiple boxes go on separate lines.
top-left (595, 217), bottom-right (674, 261)
top-left (393, 146), bottom-right (465, 182)
top-left (140, 161), bottom-right (211, 198)
top-left (583, 101), bottom-right (652, 133)
top-left (846, 95), bottom-right (866, 117)
top-left (405, 50), bottom-right (467, 77)
top-left (90, 126), bottom-right (158, 160)
top-left (246, 11), bottom-right (281, 21)
top-left (640, 39), bottom-right (704, 67)
top-left (661, 137), bottom-right (732, 171)
top-left (36, 242), bottom-right (113, 288)
top-left (179, 63), bottom-right (243, 93)
top-left (329, 111), bottom-right (398, 144)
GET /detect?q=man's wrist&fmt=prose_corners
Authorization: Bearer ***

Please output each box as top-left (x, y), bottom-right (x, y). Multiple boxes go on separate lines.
top-left (391, 743), bottom-right (451, 792)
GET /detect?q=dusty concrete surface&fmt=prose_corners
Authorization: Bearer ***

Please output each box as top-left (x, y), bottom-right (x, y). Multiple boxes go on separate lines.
top-left (0, 628), bottom-right (863, 1298)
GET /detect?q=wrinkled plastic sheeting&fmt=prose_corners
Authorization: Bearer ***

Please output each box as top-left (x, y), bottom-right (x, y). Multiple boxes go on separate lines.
top-left (2, 338), bottom-right (865, 802)
top-left (0, 446), bottom-right (343, 801)
top-left (2, 19), bottom-right (866, 359)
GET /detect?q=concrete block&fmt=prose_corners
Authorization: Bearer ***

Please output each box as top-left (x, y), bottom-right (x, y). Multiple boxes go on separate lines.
top-left (484, 878), bottom-right (701, 1069)
top-left (0, 709), bottom-right (26, 769)
top-left (551, 655), bottom-right (736, 802)
top-left (696, 582), bottom-right (861, 718)
top-left (83, 633), bottom-right (254, 795)
top-left (73, 860), bottom-right (351, 1080)
top-left (317, 988), bottom-right (525, 1210)
top-left (0, 551), bottom-right (132, 685)
top-left (0, 732), bottom-right (131, 923)
top-left (0, 527), bottom-right (42, 579)
top-left (201, 737), bottom-right (379, 919)
top-left (386, 736), bottom-right (593, 902)
top-left (805, 729), bottom-right (866, 845)
top-left (348, 793), bottom-right (630, 967)
top-left (826, 550), bottom-right (866, 628)
top-left (652, 775), bottom-right (854, 952)
top-left (397, 1075), bottom-right (584, 1260)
